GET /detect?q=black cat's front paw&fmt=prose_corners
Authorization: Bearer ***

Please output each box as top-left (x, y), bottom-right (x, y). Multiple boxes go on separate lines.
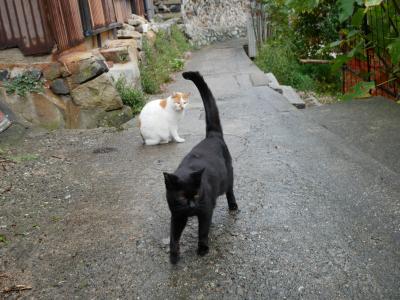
top-left (197, 245), bottom-right (209, 256)
top-left (170, 252), bottom-right (180, 264)
top-left (228, 202), bottom-right (238, 211)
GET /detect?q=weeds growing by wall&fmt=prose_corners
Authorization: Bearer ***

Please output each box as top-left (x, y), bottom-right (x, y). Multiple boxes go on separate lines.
top-left (4, 72), bottom-right (44, 97)
top-left (115, 76), bottom-right (146, 115)
top-left (255, 40), bottom-right (341, 94)
top-left (253, 0), bottom-right (342, 95)
top-left (140, 25), bottom-right (191, 94)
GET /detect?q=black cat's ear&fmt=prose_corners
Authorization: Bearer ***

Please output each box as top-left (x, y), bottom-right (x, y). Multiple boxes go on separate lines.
top-left (191, 168), bottom-right (205, 186)
top-left (163, 172), bottom-right (179, 190)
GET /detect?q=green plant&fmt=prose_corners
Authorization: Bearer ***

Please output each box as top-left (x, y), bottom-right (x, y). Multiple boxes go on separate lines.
top-left (291, 0), bottom-right (341, 58)
top-left (9, 153), bottom-right (39, 163)
top-left (255, 41), bottom-right (315, 91)
top-left (115, 76), bottom-right (146, 115)
top-left (171, 58), bottom-right (185, 71)
top-left (140, 25), bottom-right (191, 94)
top-left (119, 53), bottom-right (129, 62)
top-left (0, 234), bottom-right (7, 244)
top-left (285, 0), bottom-right (399, 99)
top-left (252, 0), bottom-right (342, 94)
top-left (4, 72), bottom-right (44, 97)
top-left (300, 63), bottom-right (342, 94)
top-left (332, 0), bottom-right (399, 99)
top-left (51, 216), bottom-right (61, 223)
top-left (170, 25), bottom-right (191, 54)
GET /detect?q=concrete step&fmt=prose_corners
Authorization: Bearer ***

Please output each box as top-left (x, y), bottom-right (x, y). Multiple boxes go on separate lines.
top-left (250, 72), bottom-right (270, 87)
top-left (264, 72), bottom-right (280, 86)
top-left (264, 72), bottom-right (282, 93)
top-left (281, 85), bottom-right (306, 109)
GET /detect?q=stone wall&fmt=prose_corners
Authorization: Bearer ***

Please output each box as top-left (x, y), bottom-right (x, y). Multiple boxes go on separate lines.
top-left (0, 14), bottom-right (153, 130)
top-left (182, 0), bottom-right (248, 46)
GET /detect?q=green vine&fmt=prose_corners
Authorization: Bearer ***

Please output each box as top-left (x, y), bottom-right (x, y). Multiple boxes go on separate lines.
top-left (4, 72), bottom-right (44, 97)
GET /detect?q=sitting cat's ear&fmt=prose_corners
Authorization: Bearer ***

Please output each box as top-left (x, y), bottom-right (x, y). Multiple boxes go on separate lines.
top-left (191, 168), bottom-right (205, 186)
top-left (163, 172), bottom-right (179, 190)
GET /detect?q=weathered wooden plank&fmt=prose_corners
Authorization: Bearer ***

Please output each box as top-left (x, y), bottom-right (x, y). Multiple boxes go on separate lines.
top-left (247, 13), bottom-right (257, 58)
top-left (299, 59), bottom-right (331, 64)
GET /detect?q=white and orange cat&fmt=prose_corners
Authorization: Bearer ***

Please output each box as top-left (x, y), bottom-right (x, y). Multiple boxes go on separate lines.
top-left (139, 92), bottom-right (189, 146)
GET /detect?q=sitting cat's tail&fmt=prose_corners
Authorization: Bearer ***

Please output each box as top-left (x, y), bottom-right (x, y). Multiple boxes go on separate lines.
top-left (182, 71), bottom-right (223, 137)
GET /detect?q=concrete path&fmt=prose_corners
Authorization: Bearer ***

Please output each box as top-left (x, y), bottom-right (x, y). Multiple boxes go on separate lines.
top-left (1, 40), bottom-right (399, 299)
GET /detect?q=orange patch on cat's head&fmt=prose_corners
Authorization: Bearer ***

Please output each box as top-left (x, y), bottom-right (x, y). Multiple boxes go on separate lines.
top-left (172, 92), bottom-right (190, 103)
top-left (159, 99), bottom-right (167, 109)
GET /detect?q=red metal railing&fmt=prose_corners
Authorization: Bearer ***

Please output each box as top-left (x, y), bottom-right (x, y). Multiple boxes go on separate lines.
top-left (343, 0), bottom-right (399, 100)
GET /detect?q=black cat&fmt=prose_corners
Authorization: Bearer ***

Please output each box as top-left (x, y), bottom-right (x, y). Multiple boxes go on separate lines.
top-left (163, 71), bottom-right (238, 264)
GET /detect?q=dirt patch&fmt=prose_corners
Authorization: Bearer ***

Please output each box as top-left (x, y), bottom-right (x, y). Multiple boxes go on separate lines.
top-left (298, 91), bottom-right (340, 107)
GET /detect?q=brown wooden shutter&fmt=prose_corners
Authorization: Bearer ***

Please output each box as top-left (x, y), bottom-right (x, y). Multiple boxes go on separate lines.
top-left (88, 0), bottom-right (106, 29)
top-left (102, 0), bottom-right (117, 25)
top-left (45, 0), bottom-right (84, 51)
top-left (0, 0), bottom-right (55, 55)
top-left (114, 0), bottom-right (131, 23)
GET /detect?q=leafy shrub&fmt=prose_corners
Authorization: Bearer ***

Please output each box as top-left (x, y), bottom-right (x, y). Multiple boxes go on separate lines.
top-left (4, 72), bottom-right (44, 96)
top-left (255, 38), bottom-right (342, 94)
top-left (291, 0), bottom-right (341, 59)
top-left (255, 41), bottom-right (315, 91)
top-left (170, 25), bottom-right (191, 54)
top-left (140, 25), bottom-right (191, 94)
top-left (253, 0), bottom-right (342, 95)
top-left (299, 63), bottom-right (341, 95)
top-left (115, 76), bottom-right (146, 115)
top-left (171, 58), bottom-right (185, 71)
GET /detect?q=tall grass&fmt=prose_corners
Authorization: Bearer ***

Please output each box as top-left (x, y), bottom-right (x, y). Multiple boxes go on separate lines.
top-left (255, 40), bottom-right (341, 94)
top-left (115, 76), bottom-right (146, 115)
top-left (140, 25), bottom-right (191, 94)
top-left (255, 41), bottom-right (314, 91)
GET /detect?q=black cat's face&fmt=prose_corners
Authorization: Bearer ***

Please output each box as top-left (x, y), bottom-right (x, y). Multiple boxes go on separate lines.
top-left (163, 169), bottom-right (204, 216)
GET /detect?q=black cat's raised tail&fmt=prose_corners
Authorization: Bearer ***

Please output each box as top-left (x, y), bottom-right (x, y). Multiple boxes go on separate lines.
top-left (164, 71), bottom-right (237, 264)
top-left (182, 71), bottom-right (223, 137)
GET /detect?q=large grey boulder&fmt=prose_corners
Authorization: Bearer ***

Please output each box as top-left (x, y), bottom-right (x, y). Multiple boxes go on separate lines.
top-left (0, 88), bottom-right (65, 129)
top-left (50, 79), bottom-right (70, 95)
top-left (128, 18), bottom-right (146, 26)
top-left (100, 47), bottom-right (130, 63)
top-left (117, 24), bottom-right (143, 40)
top-left (70, 73), bottom-right (123, 111)
top-left (109, 62), bottom-right (141, 89)
top-left (42, 63), bottom-right (62, 80)
top-left (79, 105), bottom-right (133, 129)
top-left (0, 70), bottom-right (9, 81)
top-left (69, 59), bottom-right (108, 85)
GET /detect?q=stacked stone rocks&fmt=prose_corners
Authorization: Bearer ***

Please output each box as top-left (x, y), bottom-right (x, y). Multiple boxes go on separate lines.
top-left (182, 0), bottom-right (248, 46)
top-left (0, 14), bottom-right (157, 130)
top-left (0, 52), bottom-right (132, 129)
top-left (154, 0), bottom-right (182, 18)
